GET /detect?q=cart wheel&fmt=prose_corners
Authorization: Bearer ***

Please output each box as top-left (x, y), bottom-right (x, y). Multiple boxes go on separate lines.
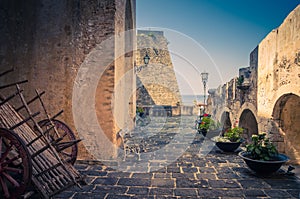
top-left (38, 119), bottom-right (78, 165)
top-left (0, 128), bottom-right (32, 199)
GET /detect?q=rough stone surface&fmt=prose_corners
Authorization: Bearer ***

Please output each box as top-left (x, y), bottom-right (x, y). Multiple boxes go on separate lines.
top-left (0, 0), bottom-right (136, 159)
top-left (207, 5), bottom-right (300, 164)
top-left (136, 30), bottom-right (181, 107)
top-left (26, 116), bottom-right (300, 199)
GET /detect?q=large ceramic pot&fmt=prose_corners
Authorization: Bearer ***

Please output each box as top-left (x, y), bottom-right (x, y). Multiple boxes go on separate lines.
top-left (216, 141), bottom-right (242, 152)
top-left (238, 151), bottom-right (289, 175)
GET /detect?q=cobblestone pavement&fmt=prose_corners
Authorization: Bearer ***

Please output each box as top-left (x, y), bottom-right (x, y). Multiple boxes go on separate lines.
top-left (50, 116), bottom-right (300, 199)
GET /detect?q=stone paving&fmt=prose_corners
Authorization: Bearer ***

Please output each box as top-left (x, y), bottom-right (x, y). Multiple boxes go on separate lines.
top-left (50, 116), bottom-right (300, 198)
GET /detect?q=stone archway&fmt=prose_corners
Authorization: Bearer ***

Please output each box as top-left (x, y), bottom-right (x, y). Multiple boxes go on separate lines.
top-left (273, 93), bottom-right (300, 164)
top-left (220, 111), bottom-right (231, 131)
top-left (239, 109), bottom-right (258, 144)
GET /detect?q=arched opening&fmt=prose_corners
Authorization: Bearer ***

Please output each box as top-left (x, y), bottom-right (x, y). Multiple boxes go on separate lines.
top-left (273, 94), bottom-right (300, 164)
top-left (239, 109), bottom-right (258, 144)
top-left (220, 111), bottom-right (231, 132)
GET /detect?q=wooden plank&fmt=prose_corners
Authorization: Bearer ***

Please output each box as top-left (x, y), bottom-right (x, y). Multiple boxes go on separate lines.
top-left (0, 87), bottom-right (82, 198)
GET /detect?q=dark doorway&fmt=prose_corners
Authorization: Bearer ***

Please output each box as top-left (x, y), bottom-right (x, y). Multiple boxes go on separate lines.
top-left (239, 109), bottom-right (258, 144)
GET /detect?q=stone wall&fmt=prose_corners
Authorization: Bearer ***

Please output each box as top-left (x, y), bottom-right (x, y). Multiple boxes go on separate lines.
top-left (256, 5), bottom-right (300, 164)
top-left (257, 6), bottom-right (300, 118)
top-left (0, 0), bottom-right (136, 160)
top-left (136, 30), bottom-right (181, 107)
top-left (207, 5), bottom-right (300, 164)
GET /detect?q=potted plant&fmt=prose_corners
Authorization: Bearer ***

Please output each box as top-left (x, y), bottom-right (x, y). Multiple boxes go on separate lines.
top-left (212, 127), bottom-right (244, 152)
top-left (196, 113), bottom-right (215, 137)
top-left (136, 107), bottom-right (145, 118)
top-left (239, 132), bottom-right (289, 175)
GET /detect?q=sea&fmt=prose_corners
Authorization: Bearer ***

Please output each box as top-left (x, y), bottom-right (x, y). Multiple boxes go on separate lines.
top-left (181, 95), bottom-right (205, 106)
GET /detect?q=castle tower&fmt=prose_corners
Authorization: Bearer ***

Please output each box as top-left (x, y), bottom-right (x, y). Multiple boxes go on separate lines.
top-left (136, 30), bottom-right (181, 107)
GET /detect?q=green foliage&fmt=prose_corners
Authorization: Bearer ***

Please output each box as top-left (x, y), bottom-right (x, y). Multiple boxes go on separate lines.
top-left (224, 127), bottom-right (244, 142)
top-left (212, 126), bottom-right (243, 143)
top-left (136, 107), bottom-right (144, 113)
top-left (246, 132), bottom-right (278, 161)
top-left (147, 33), bottom-right (156, 39)
top-left (237, 75), bottom-right (244, 85)
top-left (199, 116), bottom-right (213, 130)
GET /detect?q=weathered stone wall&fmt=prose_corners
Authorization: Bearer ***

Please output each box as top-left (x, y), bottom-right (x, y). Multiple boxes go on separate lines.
top-left (0, 0), bottom-right (136, 160)
top-left (136, 30), bottom-right (181, 107)
top-left (206, 59), bottom-right (258, 129)
top-left (207, 5), bottom-right (300, 164)
top-left (257, 5), bottom-right (300, 118)
top-left (256, 5), bottom-right (300, 164)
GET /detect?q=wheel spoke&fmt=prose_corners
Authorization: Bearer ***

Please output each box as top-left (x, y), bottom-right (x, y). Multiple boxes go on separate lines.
top-left (3, 166), bottom-right (23, 174)
top-left (56, 140), bottom-right (80, 153)
top-left (0, 129), bottom-right (32, 198)
top-left (0, 175), bottom-right (10, 198)
top-left (60, 151), bottom-right (72, 157)
top-left (2, 172), bottom-right (20, 187)
top-left (2, 155), bottom-right (21, 166)
top-left (0, 144), bottom-right (13, 163)
top-left (39, 119), bottom-right (78, 164)
top-left (0, 137), bottom-right (3, 159)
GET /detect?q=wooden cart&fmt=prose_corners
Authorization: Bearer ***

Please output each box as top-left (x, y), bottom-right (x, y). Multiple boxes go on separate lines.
top-left (0, 69), bottom-right (82, 198)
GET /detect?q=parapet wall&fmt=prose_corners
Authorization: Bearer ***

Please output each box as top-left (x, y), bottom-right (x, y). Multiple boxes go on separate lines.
top-left (207, 4), bottom-right (300, 164)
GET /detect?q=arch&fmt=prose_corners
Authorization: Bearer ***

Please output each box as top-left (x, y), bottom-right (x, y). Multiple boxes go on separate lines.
top-left (272, 93), bottom-right (300, 164)
top-left (239, 109), bottom-right (258, 143)
top-left (220, 111), bottom-right (232, 132)
top-left (216, 107), bottom-right (231, 123)
top-left (237, 102), bottom-right (258, 122)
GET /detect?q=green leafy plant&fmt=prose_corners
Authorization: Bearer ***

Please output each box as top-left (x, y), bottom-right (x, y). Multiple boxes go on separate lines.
top-left (199, 114), bottom-right (216, 131)
top-left (199, 116), bottom-right (210, 130)
top-left (237, 75), bottom-right (244, 86)
top-left (136, 107), bottom-right (144, 113)
top-left (212, 127), bottom-right (244, 142)
top-left (246, 132), bottom-right (278, 161)
top-left (224, 127), bottom-right (244, 142)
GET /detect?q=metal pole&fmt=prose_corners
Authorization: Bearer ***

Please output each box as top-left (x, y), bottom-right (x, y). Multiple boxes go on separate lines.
top-left (203, 81), bottom-right (206, 113)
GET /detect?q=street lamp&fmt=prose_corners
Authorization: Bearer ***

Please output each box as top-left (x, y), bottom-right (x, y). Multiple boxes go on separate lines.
top-left (143, 51), bottom-right (150, 65)
top-left (135, 51), bottom-right (150, 73)
top-left (201, 71), bottom-right (208, 113)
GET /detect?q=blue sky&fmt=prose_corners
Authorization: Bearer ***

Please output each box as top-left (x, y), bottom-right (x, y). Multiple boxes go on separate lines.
top-left (136, 0), bottom-right (300, 95)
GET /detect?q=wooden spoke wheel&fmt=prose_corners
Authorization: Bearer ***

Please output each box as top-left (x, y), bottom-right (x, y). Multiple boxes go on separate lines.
top-left (0, 128), bottom-right (32, 199)
top-left (38, 119), bottom-right (78, 165)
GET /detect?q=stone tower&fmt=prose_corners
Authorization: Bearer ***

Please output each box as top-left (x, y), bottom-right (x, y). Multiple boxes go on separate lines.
top-left (136, 30), bottom-right (181, 107)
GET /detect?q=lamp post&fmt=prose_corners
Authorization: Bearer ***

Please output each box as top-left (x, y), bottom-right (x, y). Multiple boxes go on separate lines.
top-left (143, 51), bottom-right (150, 65)
top-left (135, 51), bottom-right (150, 73)
top-left (201, 71), bottom-right (208, 113)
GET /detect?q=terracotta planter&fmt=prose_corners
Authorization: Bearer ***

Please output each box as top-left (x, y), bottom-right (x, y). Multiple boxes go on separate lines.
top-left (215, 141), bottom-right (242, 152)
top-left (238, 151), bottom-right (289, 175)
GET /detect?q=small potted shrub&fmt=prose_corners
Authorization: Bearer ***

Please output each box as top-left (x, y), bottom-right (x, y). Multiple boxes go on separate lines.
top-left (212, 127), bottom-right (244, 152)
top-left (136, 107), bottom-right (145, 118)
top-left (239, 132), bottom-right (289, 175)
top-left (195, 114), bottom-right (215, 137)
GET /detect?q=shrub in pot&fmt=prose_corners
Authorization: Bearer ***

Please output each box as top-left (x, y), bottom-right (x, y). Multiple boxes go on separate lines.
top-left (239, 132), bottom-right (289, 175)
top-left (212, 127), bottom-right (244, 152)
top-left (195, 114), bottom-right (216, 137)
